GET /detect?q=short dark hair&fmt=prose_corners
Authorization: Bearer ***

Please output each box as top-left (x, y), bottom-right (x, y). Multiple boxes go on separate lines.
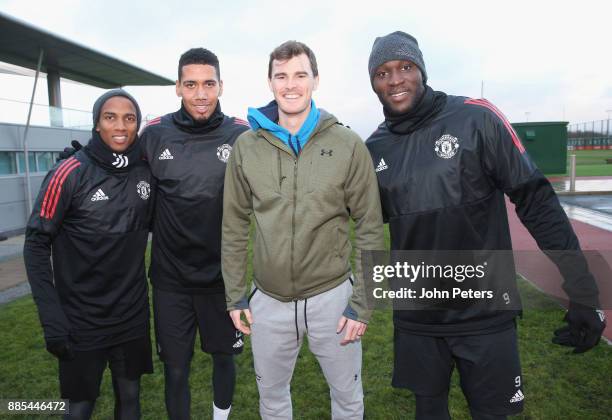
top-left (178, 48), bottom-right (221, 80)
top-left (268, 41), bottom-right (318, 79)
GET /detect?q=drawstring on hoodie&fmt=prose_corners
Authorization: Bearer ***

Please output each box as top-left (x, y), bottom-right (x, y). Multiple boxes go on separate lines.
top-left (294, 135), bottom-right (302, 155)
top-left (304, 298), bottom-right (309, 333)
top-left (294, 300), bottom-right (299, 343)
top-left (293, 298), bottom-right (309, 344)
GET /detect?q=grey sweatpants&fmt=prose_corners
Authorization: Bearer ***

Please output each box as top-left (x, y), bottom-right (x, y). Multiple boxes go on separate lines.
top-left (250, 279), bottom-right (364, 420)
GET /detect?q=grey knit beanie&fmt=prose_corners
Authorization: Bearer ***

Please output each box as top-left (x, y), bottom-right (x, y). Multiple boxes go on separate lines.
top-left (92, 89), bottom-right (142, 131)
top-left (368, 31), bottom-right (427, 84)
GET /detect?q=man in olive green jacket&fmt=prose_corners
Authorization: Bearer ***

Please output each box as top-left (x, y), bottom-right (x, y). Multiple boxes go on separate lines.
top-left (221, 41), bottom-right (384, 419)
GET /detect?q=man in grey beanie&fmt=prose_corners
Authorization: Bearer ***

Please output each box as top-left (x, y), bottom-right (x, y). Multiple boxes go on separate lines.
top-left (368, 31), bottom-right (427, 85)
top-left (365, 31), bottom-right (605, 420)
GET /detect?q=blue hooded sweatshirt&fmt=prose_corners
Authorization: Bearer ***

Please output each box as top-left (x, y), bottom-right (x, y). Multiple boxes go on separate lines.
top-left (247, 100), bottom-right (320, 156)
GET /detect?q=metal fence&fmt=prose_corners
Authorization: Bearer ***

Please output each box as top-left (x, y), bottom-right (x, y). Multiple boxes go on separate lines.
top-left (0, 97), bottom-right (92, 130)
top-left (567, 119), bottom-right (612, 150)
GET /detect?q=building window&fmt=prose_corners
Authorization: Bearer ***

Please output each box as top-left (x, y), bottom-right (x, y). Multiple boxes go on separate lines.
top-left (0, 151), bottom-right (62, 175)
top-left (37, 152), bottom-right (54, 172)
top-left (0, 151), bottom-right (17, 175)
top-left (17, 152), bottom-right (38, 174)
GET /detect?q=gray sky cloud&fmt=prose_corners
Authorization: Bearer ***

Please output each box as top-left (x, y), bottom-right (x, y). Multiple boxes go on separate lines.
top-left (1, 0), bottom-right (611, 137)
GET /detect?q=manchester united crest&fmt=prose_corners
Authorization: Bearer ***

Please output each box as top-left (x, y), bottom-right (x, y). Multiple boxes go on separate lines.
top-left (137, 181), bottom-right (150, 200)
top-left (217, 144), bottom-right (232, 163)
top-left (434, 134), bottom-right (460, 159)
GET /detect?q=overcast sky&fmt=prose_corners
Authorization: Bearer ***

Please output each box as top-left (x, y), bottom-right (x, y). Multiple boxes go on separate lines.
top-left (1, 0), bottom-right (612, 138)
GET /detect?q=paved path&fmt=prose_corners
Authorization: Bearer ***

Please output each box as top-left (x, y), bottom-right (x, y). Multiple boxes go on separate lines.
top-left (0, 234), bottom-right (24, 262)
top-left (559, 194), bottom-right (612, 216)
top-left (0, 255), bottom-right (26, 291)
top-left (550, 175), bottom-right (612, 195)
top-left (0, 235), bottom-right (29, 304)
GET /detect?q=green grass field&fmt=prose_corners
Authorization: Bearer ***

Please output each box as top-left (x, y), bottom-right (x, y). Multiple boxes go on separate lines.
top-left (1, 238), bottom-right (611, 419)
top-left (547, 149), bottom-right (612, 177)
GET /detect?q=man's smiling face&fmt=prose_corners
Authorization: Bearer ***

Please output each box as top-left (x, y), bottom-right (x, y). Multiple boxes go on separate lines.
top-left (268, 53), bottom-right (319, 119)
top-left (176, 64), bottom-right (223, 121)
top-left (372, 60), bottom-right (425, 115)
top-left (95, 96), bottom-right (138, 152)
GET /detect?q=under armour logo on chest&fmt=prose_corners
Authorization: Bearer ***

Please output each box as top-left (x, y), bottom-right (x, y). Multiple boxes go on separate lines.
top-left (321, 149), bottom-right (333, 156)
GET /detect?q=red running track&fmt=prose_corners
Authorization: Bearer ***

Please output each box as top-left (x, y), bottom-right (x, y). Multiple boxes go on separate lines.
top-left (507, 199), bottom-right (612, 341)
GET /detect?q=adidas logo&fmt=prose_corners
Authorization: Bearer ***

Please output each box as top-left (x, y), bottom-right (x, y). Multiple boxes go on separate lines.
top-left (158, 149), bottom-right (173, 160)
top-left (233, 338), bottom-right (244, 349)
top-left (91, 189), bottom-right (109, 201)
top-left (375, 158), bottom-right (388, 172)
top-left (509, 390), bottom-right (525, 403)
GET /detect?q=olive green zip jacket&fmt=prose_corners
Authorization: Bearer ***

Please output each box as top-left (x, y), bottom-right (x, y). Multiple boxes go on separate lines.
top-left (221, 110), bottom-right (384, 322)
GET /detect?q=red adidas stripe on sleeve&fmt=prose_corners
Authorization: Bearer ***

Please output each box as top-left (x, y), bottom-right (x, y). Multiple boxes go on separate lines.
top-left (464, 98), bottom-right (526, 154)
top-left (40, 157), bottom-right (75, 218)
top-left (145, 116), bottom-right (162, 127)
top-left (40, 157), bottom-right (81, 219)
top-left (234, 118), bottom-right (249, 127)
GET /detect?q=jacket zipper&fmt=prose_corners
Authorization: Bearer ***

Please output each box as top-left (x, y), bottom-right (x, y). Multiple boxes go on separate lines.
top-left (277, 149), bottom-right (284, 188)
top-left (290, 157), bottom-right (298, 297)
top-left (288, 133), bottom-right (323, 298)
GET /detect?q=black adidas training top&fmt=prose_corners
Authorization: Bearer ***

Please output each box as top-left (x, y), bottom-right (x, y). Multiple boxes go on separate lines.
top-left (366, 95), bottom-right (599, 335)
top-left (23, 149), bottom-right (154, 350)
top-left (140, 113), bottom-right (249, 293)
